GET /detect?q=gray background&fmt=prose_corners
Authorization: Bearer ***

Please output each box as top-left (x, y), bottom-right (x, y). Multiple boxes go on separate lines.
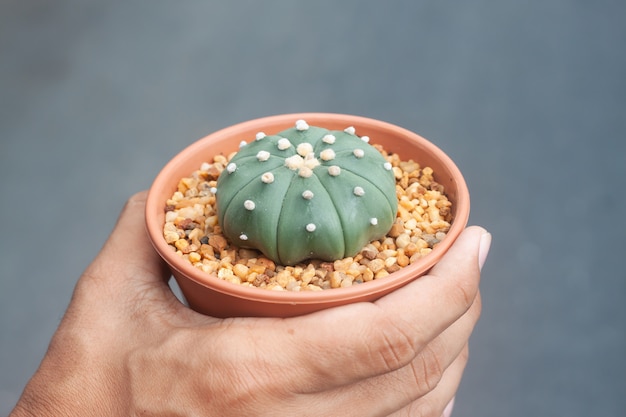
top-left (1, 1), bottom-right (624, 416)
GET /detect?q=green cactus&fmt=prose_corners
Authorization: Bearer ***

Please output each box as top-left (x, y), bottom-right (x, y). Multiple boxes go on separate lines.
top-left (215, 119), bottom-right (398, 265)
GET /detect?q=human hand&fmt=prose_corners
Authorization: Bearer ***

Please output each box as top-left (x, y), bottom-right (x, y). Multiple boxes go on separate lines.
top-left (11, 191), bottom-right (490, 417)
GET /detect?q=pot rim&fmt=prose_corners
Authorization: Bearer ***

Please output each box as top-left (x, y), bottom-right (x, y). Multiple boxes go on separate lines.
top-left (146, 112), bottom-right (470, 305)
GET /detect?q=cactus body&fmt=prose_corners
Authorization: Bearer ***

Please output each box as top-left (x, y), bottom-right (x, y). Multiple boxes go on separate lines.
top-left (216, 120), bottom-right (398, 265)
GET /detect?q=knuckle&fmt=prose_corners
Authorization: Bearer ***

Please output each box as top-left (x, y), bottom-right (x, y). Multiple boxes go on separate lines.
top-left (447, 279), bottom-right (476, 311)
top-left (370, 316), bottom-right (420, 372)
top-left (411, 344), bottom-right (445, 394)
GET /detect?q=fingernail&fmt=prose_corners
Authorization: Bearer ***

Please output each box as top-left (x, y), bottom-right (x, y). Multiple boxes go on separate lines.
top-left (478, 232), bottom-right (492, 271)
top-left (442, 396), bottom-right (455, 417)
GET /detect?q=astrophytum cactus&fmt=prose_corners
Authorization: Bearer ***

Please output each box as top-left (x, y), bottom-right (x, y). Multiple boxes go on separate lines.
top-left (215, 119), bottom-right (398, 265)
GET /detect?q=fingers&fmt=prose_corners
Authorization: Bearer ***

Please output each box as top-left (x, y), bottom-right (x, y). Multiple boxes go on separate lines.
top-left (181, 226), bottom-right (488, 416)
top-left (388, 346), bottom-right (468, 417)
top-left (277, 226), bottom-right (488, 391)
top-left (307, 290), bottom-right (481, 416)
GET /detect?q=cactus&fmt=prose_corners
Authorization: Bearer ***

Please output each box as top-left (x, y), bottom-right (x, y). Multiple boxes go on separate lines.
top-left (215, 119), bottom-right (398, 265)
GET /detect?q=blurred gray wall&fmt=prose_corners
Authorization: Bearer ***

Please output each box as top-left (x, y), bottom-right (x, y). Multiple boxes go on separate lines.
top-left (1, 1), bottom-right (625, 416)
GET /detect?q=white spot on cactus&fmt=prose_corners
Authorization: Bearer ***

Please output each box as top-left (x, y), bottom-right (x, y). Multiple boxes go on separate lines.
top-left (320, 149), bottom-right (336, 161)
top-left (256, 150), bottom-right (270, 161)
top-left (277, 138), bottom-right (291, 150)
top-left (353, 148), bottom-right (365, 158)
top-left (361, 136), bottom-right (370, 143)
top-left (344, 126), bottom-right (356, 135)
top-left (295, 119), bottom-right (309, 131)
top-left (370, 217), bottom-right (378, 226)
top-left (302, 190), bottom-right (314, 200)
top-left (239, 140), bottom-right (247, 148)
top-left (306, 223), bottom-right (316, 232)
top-left (261, 172), bottom-right (274, 183)
top-left (304, 152), bottom-right (320, 169)
top-left (285, 152), bottom-right (319, 175)
top-left (285, 154), bottom-right (304, 170)
top-left (255, 132), bottom-right (266, 140)
top-left (226, 162), bottom-right (237, 173)
top-left (353, 186), bottom-right (365, 196)
top-left (244, 200), bottom-right (256, 210)
top-left (328, 165), bottom-right (341, 176)
top-left (299, 167), bottom-right (313, 178)
top-left (383, 162), bottom-right (392, 171)
top-left (296, 142), bottom-right (314, 157)
top-left (240, 234), bottom-right (248, 241)
top-left (322, 134), bottom-right (336, 144)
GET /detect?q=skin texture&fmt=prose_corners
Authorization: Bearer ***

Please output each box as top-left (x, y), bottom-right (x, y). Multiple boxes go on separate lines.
top-left (10, 191), bottom-right (490, 417)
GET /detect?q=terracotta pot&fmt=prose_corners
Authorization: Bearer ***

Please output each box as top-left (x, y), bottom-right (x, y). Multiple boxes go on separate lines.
top-left (145, 113), bottom-right (470, 318)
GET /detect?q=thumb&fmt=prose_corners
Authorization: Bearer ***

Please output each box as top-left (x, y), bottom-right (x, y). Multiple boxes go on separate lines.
top-left (82, 191), bottom-right (171, 291)
top-left (58, 191), bottom-right (179, 333)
